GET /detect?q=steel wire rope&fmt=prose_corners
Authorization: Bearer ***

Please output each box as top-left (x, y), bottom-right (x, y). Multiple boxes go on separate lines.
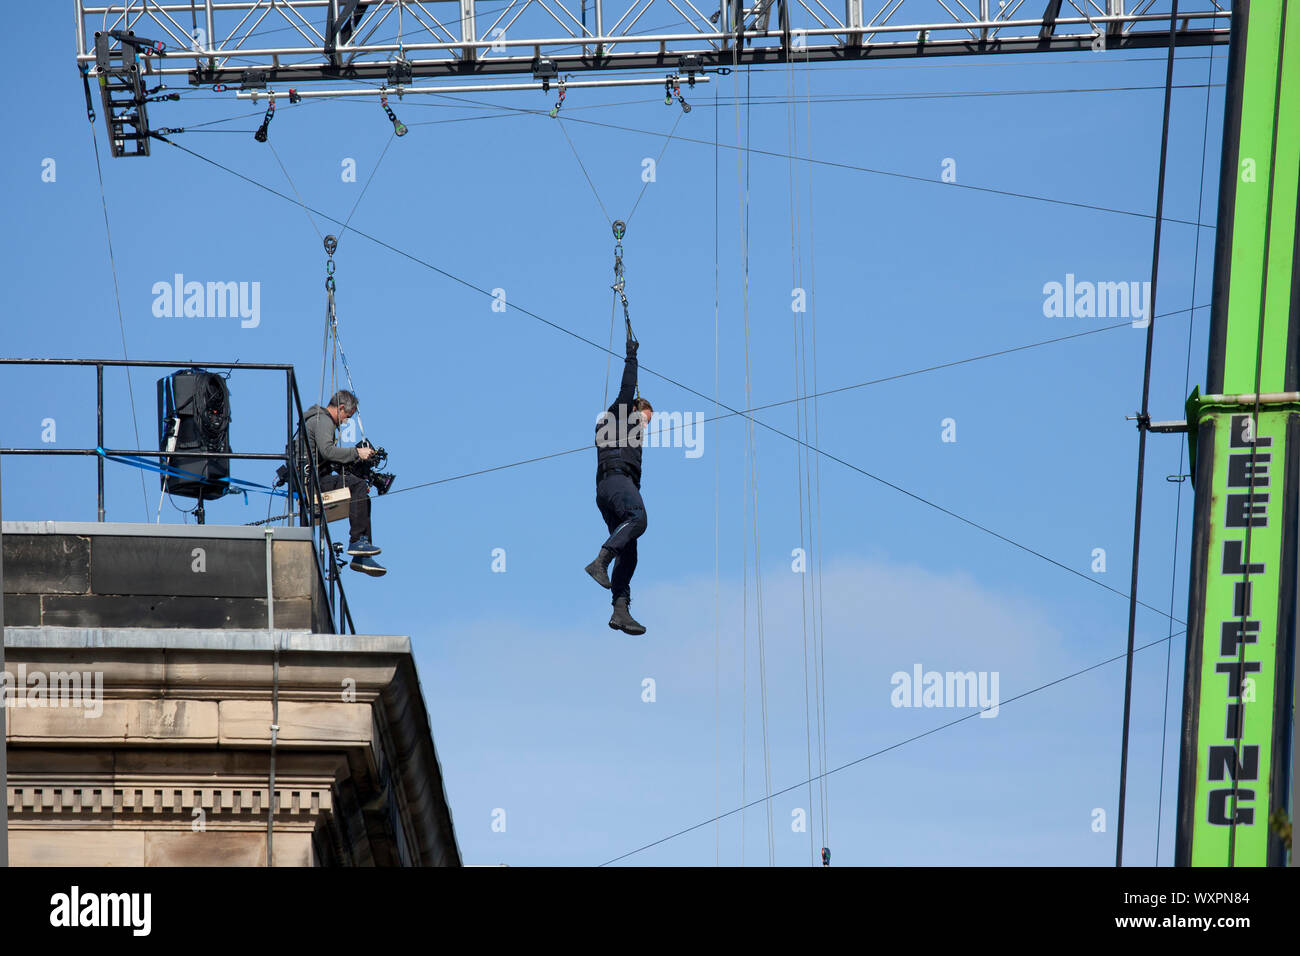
top-left (392, 80), bottom-right (1226, 124)
top-left (552, 92), bottom-right (690, 228)
top-left (556, 118), bottom-right (614, 224)
top-left (625, 109), bottom-right (686, 223)
top-left (734, 60), bottom-right (777, 867)
top-left (338, 130), bottom-right (399, 243)
top-left (266, 128), bottom-right (395, 423)
top-left (87, 109), bottom-right (151, 520)
top-left (153, 135), bottom-right (1194, 626)
top-left (599, 630), bottom-right (1188, 865)
top-left (1154, 1), bottom-right (1220, 866)
top-left (796, 33), bottom-right (832, 863)
top-left (382, 81), bottom-right (1227, 140)
top-left (372, 313), bottom-right (1197, 624)
top-left (400, 103), bottom-right (1219, 228)
top-left (268, 139), bottom-right (326, 240)
top-left (735, 55), bottom-right (752, 865)
top-left (381, 310), bottom-right (1203, 493)
top-left (1116, 0), bottom-right (1179, 867)
top-left (743, 52), bottom-right (1225, 75)
top-left (784, 44), bottom-right (817, 867)
top-left (803, 44), bottom-right (832, 859)
top-left (548, 97), bottom-right (692, 513)
top-left (712, 76), bottom-right (722, 867)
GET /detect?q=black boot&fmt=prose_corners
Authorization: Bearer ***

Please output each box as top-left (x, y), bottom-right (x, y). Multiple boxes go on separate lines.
top-left (585, 547), bottom-right (615, 589)
top-left (608, 596), bottom-right (646, 636)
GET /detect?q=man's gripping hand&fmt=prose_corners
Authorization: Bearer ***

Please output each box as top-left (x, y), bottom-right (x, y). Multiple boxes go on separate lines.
top-left (626, 337), bottom-right (639, 358)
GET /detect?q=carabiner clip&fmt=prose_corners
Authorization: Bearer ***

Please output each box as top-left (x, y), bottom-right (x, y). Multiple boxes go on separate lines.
top-left (380, 93), bottom-right (408, 136)
top-left (550, 76), bottom-right (567, 118)
top-left (254, 91), bottom-right (276, 142)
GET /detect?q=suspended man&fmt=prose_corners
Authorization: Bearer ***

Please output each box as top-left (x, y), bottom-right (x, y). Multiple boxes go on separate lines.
top-left (585, 334), bottom-right (652, 635)
top-left (301, 390), bottom-right (387, 577)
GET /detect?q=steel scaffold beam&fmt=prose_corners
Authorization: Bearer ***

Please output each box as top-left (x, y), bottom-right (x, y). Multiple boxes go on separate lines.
top-left (75, 0), bottom-right (1230, 88)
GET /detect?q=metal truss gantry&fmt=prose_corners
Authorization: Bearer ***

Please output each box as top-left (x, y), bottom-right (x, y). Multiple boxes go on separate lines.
top-left (77, 0), bottom-right (1230, 89)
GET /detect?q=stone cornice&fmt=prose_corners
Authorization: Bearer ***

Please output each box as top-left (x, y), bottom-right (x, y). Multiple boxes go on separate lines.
top-left (3, 627), bottom-right (461, 866)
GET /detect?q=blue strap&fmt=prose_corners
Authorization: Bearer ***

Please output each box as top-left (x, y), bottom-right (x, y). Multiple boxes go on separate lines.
top-left (96, 447), bottom-right (289, 499)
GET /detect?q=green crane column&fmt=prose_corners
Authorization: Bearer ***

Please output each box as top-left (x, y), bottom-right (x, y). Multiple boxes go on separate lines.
top-left (1175, 0), bottom-right (1299, 867)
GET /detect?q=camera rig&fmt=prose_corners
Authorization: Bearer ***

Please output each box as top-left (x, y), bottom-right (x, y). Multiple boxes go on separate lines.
top-left (342, 438), bottom-right (397, 495)
top-left (273, 438), bottom-right (396, 496)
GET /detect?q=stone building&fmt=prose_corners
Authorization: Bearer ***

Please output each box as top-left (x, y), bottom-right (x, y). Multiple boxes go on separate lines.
top-left (1, 521), bottom-right (460, 866)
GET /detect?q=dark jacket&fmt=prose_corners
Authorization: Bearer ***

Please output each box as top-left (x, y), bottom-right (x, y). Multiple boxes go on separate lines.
top-left (595, 352), bottom-right (643, 486)
top-left (301, 404), bottom-right (359, 474)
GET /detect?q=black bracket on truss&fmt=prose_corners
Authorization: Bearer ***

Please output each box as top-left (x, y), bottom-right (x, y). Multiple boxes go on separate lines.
top-left (731, 0), bottom-right (746, 50)
top-left (386, 60), bottom-right (413, 86)
top-left (325, 0), bottom-right (370, 68)
top-left (92, 31), bottom-right (157, 158)
top-left (534, 57), bottom-right (559, 92)
top-left (1039, 0), bottom-right (1064, 41)
top-left (101, 29), bottom-right (166, 59)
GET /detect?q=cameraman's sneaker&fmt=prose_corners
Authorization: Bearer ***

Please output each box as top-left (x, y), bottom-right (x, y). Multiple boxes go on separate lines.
top-left (350, 554), bottom-right (387, 577)
top-left (347, 537), bottom-right (381, 556)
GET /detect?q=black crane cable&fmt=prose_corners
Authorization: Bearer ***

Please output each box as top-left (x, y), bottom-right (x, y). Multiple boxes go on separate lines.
top-left (401, 93), bottom-right (1217, 228)
top-left (156, 85), bottom-right (1221, 228)
top-left (1154, 2), bottom-right (1221, 867)
top-left (601, 629), bottom-right (1187, 866)
top-left (87, 87), bottom-right (151, 519)
top-left (378, 312), bottom-right (1202, 502)
top-left (1115, 0), bottom-right (1180, 868)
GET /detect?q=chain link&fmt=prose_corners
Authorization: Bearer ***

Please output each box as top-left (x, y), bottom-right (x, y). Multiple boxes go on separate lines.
top-left (549, 77), bottom-right (567, 118)
top-left (324, 234), bottom-right (337, 294)
top-left (664, 75), bottom-right (691, 113)
top-left (380, 93), bottom-right (408, 136)
top-left (254, 91), bottom-right (276, 142)
top-left (611, 220), bottom-right (635, 344)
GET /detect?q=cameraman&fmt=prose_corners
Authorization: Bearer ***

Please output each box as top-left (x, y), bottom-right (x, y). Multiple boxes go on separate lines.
top-left (303, 390), bottom-right (386, 577)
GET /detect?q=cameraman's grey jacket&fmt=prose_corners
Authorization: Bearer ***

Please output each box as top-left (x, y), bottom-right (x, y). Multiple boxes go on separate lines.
top-left (302, 404), bottom-right (359, 470)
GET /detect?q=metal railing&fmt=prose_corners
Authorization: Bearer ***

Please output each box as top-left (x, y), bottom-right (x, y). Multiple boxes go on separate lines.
top-left (0, 358), bottom-right (355, 634)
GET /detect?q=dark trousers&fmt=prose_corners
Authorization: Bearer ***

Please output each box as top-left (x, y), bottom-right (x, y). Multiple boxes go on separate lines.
top-left (320, 472), bottom-right (372, 544)
top-left (596, 472), bottom-right (647, 603)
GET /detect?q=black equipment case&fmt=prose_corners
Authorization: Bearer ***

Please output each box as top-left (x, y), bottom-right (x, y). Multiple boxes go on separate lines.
top-left (156, 368), bottom-right (232, 499)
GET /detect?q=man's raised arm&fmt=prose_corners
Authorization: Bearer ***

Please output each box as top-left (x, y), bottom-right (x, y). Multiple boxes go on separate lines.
top-left (612, 338), bottom-right (638, 411)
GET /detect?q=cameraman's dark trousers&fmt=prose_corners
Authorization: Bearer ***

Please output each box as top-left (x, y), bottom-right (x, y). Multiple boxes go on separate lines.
top-left (320, 472), bottom-right (371, 545)
top-left (596, 463), bottom-right (647, 602)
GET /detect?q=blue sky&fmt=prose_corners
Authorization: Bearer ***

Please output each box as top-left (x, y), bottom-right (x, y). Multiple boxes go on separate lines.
top-left (2, 3), bottom-right (1230, 865)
